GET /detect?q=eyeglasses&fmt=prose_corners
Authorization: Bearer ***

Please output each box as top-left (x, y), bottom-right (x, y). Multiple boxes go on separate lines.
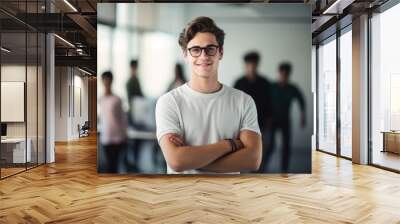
top-left (187, 45), bottom-right (219, 57)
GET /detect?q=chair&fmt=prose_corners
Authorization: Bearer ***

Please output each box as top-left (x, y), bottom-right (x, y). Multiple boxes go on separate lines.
top-left (79, 121), bottom-right (90, 138)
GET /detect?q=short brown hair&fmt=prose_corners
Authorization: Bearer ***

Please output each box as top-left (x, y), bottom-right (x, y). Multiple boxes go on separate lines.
top-left (178, 17), bottom-right (225, 51)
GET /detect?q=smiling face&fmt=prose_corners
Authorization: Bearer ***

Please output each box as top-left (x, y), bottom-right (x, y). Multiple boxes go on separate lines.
top-left (184, 32), bottom-right (223, 79)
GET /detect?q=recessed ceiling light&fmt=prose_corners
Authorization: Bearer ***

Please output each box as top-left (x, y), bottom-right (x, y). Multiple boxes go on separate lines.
top-left (322, 0), bottom-right (354, 15)
top-left (1, 47), bottom-right (11, 53)
top-left (63, 0), bottom-right (78, 12)
top-left (78, 67), bottom-right (93, 76)
top-left (54, 34), bottom-right (75, 48)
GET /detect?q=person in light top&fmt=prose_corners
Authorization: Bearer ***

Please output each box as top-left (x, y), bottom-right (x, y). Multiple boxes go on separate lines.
top-left (99, 71), bottom-right (127, 173)
top-left (155, 16), bottom-right (262, 174)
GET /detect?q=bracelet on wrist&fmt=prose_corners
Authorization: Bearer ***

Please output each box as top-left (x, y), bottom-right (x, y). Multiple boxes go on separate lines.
top-left (225, 138), bottom-right (235, 153)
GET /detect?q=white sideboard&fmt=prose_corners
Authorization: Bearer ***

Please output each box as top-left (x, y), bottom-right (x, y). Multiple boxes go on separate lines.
top-left (1, 138), bottom-right (32, 163)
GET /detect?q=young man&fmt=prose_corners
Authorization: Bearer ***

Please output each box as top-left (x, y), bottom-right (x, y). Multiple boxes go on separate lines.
top-left (234, 52), bottom-right (272, 132)
top-left (266, 62), bottom-right (306, 173)
top-left (155, 17), bottom-right (262, 174)
top-left (234, 52), bottom-right (272, 172)
top-left (126, 60), bottom-right (143, 126)
top-left (126, 60), bottom-right (143, 107)
top-left (99, 71), bottom-right (127, 173)
top-left (126, 60), bottom-right (145, 167)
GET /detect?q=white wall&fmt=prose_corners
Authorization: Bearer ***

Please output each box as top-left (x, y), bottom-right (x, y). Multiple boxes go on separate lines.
top-left (1, 64), bottom-right (46, 164)
top-left (55, 67), bottom-right (68, 141)
top-left (72, 73), bottom-right (89, 138)
top-left (97, 3), bottom-right (186, 103)
top-left (1, 65), bottom-right (36, 136)
top-left (55, 67), bottom-right (89, 141)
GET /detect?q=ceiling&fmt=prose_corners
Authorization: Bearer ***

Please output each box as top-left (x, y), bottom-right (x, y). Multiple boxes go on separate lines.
top-left (311, 0), bottom-right (390, 43)
top-left (0, 0), bottom-right (98, 74)
top-left (1, 0), bottom-right (395, 74)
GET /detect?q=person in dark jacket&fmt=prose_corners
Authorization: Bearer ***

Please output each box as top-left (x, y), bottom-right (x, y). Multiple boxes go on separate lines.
top-left (266, 62), bottom-right (306, 173)
top-left (234, 51), bottom-right (272, 172)
top-left (126, 60), bottom-right (144, 170)
top-left (126, 59), bottom-right (143, 115)
top-left (234, 51), bottom-right (272, 132)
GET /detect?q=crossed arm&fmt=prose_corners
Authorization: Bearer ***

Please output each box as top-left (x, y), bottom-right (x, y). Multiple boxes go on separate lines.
top-left (159, 130), bottom-right (262, 173)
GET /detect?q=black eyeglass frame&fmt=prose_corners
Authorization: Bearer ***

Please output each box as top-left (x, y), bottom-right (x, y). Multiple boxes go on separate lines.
top-left (187, 44), bottom-right (220, 57)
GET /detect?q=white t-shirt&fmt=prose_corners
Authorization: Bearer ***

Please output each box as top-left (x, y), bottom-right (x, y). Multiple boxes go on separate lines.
top-left (99, 95), bottom-right (127, 145)
top-left (155, 83), bottom-right (261, 174)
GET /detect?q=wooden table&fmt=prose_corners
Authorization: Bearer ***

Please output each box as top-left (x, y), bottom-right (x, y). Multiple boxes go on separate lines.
top-left (381, 131), bottom-right (400, 154)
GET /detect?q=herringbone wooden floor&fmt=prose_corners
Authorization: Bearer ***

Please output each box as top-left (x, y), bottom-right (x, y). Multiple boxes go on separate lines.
top-left (1, 135), bottom-right (400, 224)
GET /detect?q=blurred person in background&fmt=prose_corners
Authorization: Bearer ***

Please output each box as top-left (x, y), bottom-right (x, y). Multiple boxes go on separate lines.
top-left (156, 16), bottom-right (262, 174)
top-left (233, 51), bottom-right (272, 172)
top-left (168, 63), bottom-right (187, 91)
top-left (265, 62), bottom-right (306, 173)
top-left (126, 59), bottom-right (145, 169)
top-left (126, 59), bottom-right (144, 126)
top-left (99, 71), bottom-right (128, 173)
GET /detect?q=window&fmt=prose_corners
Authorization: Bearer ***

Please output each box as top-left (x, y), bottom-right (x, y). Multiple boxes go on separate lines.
top-left (339, 28), bottom-right (352, 158)
top-left (317, 35), bottom-right (337, 154)
top-left (371, 3), bottom-right (400, 171)
top-left (0, 3), bottom-right (46, 179)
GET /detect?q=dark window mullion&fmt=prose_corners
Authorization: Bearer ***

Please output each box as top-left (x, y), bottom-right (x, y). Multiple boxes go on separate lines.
top-left (36, 0), bottom-right (39, 167)
top-left (336, 29), bottom-right (341, 157)
top-left (316, 44), bottom-right (320, 151)
top-left (367, 11), bottom-right (373, 165)
top-left (25, 0), bottom-right (28, 171)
